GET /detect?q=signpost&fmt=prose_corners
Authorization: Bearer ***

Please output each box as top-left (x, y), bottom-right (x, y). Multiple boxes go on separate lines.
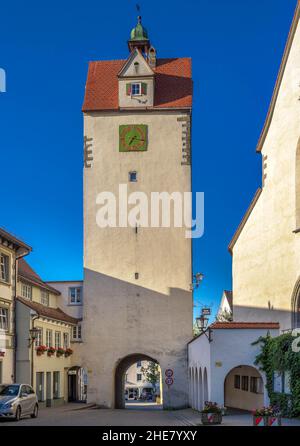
top-left (165, 369), bottom-right (174, 387)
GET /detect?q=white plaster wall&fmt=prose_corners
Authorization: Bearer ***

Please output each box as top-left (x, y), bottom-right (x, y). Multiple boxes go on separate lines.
top-left (188, 328), bottom-right (279, 409)
top-left (83, 110), bottom-right (192, 408)
top-left (119, 79), bottom-right (154, 108)
top-left (232, 17), bottom-right (300, 331)
top-left (47, 281), bottom-right (83, 320)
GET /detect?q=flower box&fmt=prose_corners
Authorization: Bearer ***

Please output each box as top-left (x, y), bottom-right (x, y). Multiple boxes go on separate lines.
top-left (200, 402), bottom-right (223, 425)
top-left (64, 348), bottom-right (73, 357)
top-left (252, 406), bottom-right (281, 426)
top-left (253, 416), bottom-right (267, 426)
top-left (267, 416), bottom-right (282, 426)
top-left (56, 348), bottom-right (65, 357)
top-left (201, 412), bottom-right (222, 425)
top-left (0, 351), bottom-right (5, 358)
top-left (47, 347), bottom-right (56, 357)
top-left (36, 345), bottom-right (47, 356)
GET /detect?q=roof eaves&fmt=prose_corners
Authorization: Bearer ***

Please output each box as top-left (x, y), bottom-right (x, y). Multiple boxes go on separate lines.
top-left (228, 188), bottom-right (262, 254)
top-left (256, 1), bottom-right (300, 153)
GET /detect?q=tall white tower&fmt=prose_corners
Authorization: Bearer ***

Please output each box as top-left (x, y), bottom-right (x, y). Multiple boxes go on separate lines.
top-left (81, 16), bottom-right (193, 409)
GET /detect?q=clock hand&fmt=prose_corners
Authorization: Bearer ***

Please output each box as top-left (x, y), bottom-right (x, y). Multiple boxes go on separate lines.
top-left (129, 136), bottom-right (137, 144)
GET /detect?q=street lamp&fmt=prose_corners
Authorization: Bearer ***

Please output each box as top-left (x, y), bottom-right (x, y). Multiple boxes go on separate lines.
top-left (190, 272), bottom-right (204, 291)
top-left (196, 314), bottom-right (212, 343)
top-left (28, 326), bottom-right (40, 347)
top-left (196, 315), bottom-right (208, 331)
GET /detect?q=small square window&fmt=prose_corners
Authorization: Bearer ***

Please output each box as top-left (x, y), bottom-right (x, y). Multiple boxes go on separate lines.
top-left (131, 83), bottom-right (141, 96)
top-left (129, 171), bottom-right (137, 182)
top-left (137, 374), bottom-right (142, 381)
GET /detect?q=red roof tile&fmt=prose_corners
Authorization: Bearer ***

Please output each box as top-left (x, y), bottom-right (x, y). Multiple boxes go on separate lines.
top-left (82, 57), bottom-right (192, 111)
top-left (18, 258), bottom-right (61, 295)
top-left (17, 296), bottom-right (79, 325)
top-left (210, 322), bottom-right (280, 330)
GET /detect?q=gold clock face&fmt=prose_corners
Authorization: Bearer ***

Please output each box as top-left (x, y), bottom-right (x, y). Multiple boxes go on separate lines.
top-left (119, 125), bottom-right (148, 152)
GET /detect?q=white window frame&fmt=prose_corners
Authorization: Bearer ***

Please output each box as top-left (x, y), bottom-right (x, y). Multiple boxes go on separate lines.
top-left (0, 307), bottom-right (9, 331)
top-left (55, 331), bottom-right (61, 349)
top-left (46, 329), bottom-right (52, 348)
top-left (69, 287), bottom-right (82, 305)
top-left (0, 253), bottom-right (9, 283)
top-left (72, 324), bottom-right (82, 341)
top-left (63, 332), bottom-right (69, 349)
top-left (35, 327), bottom-right (43, 347)
top-left (131, 82), bottom-right (141, 96)
top-left (21, 283), bottom-right (32, 300)
top-left (41, 290), bottom-right (49, 306)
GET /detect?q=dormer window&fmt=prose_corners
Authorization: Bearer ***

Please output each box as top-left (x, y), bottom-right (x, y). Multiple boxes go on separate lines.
top-left (132, 83), bottom-right (141, 96)
top-left (126, 82), bottom-right (147, 97)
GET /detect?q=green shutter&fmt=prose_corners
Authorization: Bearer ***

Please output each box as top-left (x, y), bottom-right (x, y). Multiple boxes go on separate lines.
top-left (141, 83), bottom-right (147, 95)
top-left (126, 83), bottom-right (131, 95)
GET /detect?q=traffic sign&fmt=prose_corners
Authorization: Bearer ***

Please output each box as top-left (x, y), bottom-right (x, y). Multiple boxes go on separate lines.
top-left (165, 369), bottom-right (174, 378)
top-left (165, 377), bottom-right (174, 386)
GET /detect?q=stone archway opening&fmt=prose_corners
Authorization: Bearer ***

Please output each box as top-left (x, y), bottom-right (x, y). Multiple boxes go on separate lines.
top-left (224, 365), bottom-right (264, 412)
top-left (114, 353), bottom-right (163, 409)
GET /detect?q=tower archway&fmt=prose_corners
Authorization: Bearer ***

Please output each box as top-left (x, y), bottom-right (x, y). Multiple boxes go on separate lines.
top-left (114, 353), bottom-right (161, 409)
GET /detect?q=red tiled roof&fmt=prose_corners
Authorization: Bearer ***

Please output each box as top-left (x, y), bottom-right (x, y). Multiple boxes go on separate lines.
top-left (82, 57), bottom-right (192, 111)
top-left (17, 296), bottom-right (79, 325)
top-left (210, 322), bottom-right (280, 330)
top-left (18, 258), bottom-right (61, 295)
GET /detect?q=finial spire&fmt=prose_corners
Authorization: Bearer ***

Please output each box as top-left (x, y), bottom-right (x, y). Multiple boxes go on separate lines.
top-left (128, 6), bottom-right (150, 53)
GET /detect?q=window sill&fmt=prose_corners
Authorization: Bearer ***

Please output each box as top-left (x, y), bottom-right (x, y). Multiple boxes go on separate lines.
top-left (68, 303), bottom-right (82, 306)
top-left (0, 279), bottom-right (11, 287)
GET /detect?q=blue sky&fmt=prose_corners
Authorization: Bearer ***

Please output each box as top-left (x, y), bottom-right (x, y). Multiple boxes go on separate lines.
top-left (0, 0), bottom-right (297, 318)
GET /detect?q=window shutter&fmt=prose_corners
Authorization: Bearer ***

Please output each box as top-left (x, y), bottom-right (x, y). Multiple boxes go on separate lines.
top-left (126, 83), bottom-right (131, 95)
top-left (141, 83), bottom-right (147, 95)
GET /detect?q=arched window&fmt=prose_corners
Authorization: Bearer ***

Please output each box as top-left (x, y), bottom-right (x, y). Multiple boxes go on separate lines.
top-left (295, 138), bottom-right (300, 229)
top-left (291, 277), bottom-right (300, 328)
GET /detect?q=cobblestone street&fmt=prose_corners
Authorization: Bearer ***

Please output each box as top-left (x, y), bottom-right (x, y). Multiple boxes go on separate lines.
top-left (1, 404), bottom-right (300, 426)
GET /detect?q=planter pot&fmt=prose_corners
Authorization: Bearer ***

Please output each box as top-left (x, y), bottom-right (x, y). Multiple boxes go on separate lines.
top-left (201, 412), bottom-right (222, 425)
top-left (47, 352), bottom-right (55, 357)
top-left (56, 353), bottom-right (64, 358)
top-left (267, 416), bottom-right (282, 427)
top-left (36, 351), bottom-right (44, 356)
top-left (253, 416), bottom-right (282, 426)
top-left (253, 416), bottom-right (267, 426)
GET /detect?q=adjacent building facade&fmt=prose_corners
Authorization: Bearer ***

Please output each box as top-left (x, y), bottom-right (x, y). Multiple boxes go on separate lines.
top-left (125, 360), bottom-right (160, 400)
top-left (15, 259), bottom-right (82, 406)
top-left (228, 2), bottom-right (300, 332)
top-left (0, 229), bottom-right (31, 384)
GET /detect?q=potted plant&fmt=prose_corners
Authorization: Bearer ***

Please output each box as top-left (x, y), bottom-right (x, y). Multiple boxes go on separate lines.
top-left (36, 345), bottom-right (47, 356)
top-left (252, 406), bottom-right (281, 426)
top-left (56, 347), bottom-right (65, 357)
top-left (200, 401), bottom-right (223, 425)
top-left (47, 346), bottom-right (56, 357)
top-left (64, 348), bottom-right (73, 358)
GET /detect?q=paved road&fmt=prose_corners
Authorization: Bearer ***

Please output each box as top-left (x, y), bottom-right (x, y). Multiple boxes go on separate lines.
top-left (1, 404), bottom-right (300, 426)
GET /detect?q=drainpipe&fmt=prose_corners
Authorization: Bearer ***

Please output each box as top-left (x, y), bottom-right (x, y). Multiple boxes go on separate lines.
top-left (13, 249), bottom-right (30, 383)
top-left (30, 314), bottom-right (39, 387)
